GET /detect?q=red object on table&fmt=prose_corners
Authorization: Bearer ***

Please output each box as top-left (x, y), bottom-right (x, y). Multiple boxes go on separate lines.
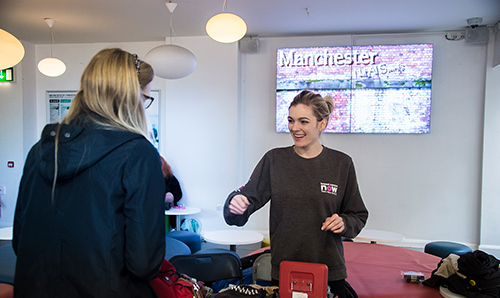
top-left (343, 242), bottom-right (442, 298)
top-left (279, 261), bottom-right (328, 298)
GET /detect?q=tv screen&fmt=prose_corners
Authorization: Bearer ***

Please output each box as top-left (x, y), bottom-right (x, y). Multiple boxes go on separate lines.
top-left (276, 44), bottom-right (433, 134)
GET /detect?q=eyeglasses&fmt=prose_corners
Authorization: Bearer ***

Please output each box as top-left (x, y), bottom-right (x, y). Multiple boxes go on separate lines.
top-left (142, 93), bottom-right (154, 109)
top-left (142, 94), bottom-right (154, 109)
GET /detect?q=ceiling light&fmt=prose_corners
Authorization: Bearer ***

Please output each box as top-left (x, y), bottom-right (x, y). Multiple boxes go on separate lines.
top-left (146, 45), bottom-right (197, 79)
top-left (37, 18), bottom-right (66, 77)
top-left (206, 0), bottom-right (247, 43)
top-left (145, 1), bottom-right (197, 80)
top-left (0, 28), bottom-right (25, 70)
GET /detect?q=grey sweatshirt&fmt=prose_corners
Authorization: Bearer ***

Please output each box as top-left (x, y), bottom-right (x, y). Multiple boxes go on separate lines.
top-left (224, 146), bottom-right (368, 280)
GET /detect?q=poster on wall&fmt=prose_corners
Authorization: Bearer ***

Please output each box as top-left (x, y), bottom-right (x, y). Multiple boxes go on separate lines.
top-left (46, 90), bottom-right (161, 149)
top-left (46, 91), bottom-right (77, 124)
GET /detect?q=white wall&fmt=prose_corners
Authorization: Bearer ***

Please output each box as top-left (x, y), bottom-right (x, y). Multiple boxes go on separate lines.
top-left (0, 41), bottom-right (35, 227)
top-left (480, 28), bottom-right (500, 257)
top-left (159, 36), bottom-right (240, 232)
top-left (1, 31), bottom-right (498, 255)
top-left (237, 33), bottom-right (490, 250)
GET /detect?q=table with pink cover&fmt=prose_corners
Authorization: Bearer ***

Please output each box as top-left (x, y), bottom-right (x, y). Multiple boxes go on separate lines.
top-left (343, 242), bottom-right (442, 298)
top-left (247, 242), bottom-right (442, 298)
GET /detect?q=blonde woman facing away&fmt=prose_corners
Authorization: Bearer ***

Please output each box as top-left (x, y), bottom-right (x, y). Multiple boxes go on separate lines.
top-left (224, 90), bottom-right (368, 298)
top-left (13, 48), bottom-right (166, 298)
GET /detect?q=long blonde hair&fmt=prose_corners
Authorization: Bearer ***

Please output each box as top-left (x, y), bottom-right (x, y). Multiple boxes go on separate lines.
top-left (51, 49), bottom-right (149, 206)
top-left (62, 48), bottom-right (148, 136)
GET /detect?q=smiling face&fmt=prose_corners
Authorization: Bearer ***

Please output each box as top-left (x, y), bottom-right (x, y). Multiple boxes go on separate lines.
top-left (288, 103), bottom-right (327, 157)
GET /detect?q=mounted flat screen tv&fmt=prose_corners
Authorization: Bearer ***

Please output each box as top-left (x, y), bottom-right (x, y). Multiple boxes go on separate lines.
top-left (276, 44), bottom-right (433, 134)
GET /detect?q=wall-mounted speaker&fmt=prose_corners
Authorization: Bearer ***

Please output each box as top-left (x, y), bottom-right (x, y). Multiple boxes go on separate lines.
top-left (465, 26), bottom-right (489, 44)
top-left (239, 37), bottom-right (260, 53)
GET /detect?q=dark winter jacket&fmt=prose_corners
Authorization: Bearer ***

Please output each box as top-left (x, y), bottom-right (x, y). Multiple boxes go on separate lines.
top-left (13, 123), bottom-right (166, 298)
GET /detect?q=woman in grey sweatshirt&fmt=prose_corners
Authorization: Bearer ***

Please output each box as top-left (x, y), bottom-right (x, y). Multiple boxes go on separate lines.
top-left (224, 90), bottom-right (368, 298)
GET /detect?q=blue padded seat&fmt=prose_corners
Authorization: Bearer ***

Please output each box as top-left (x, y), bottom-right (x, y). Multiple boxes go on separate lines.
top-left (165, 236), bottom-right (191, 260)
top-left (166, 230), bottom-right (201, 253)
top-left (0, 244), bottom-right (16, 285)
top-left (424, 241), bottom-right (473, 258)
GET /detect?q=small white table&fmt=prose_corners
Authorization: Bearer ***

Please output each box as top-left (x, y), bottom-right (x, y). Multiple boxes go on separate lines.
top-left (0, 227), bottom-right (13, 240)
top-left (164, 206), bottom-right (201, 231)
top-left (203, 229), bottom-right (264, 252)
top-left (355, 229), bottom-right (404, 244)
top-left (440, 285), bottom-right (467, 298)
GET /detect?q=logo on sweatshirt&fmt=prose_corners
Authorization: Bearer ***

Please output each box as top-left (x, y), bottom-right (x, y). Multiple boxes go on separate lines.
top-left (320, 183), bottom-right (338, 195)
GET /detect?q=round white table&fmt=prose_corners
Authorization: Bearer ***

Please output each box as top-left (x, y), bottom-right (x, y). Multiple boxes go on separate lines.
top-left (164, 206), bottom-right (201, 231)
top-left (203, 229), bottom-right (264, 252)
top-left (440, 285), bottom-right (467, 298)
top-left (0, 227), bottom-right (13, 240)
top-left (355, 229), bottom-right (404, 244)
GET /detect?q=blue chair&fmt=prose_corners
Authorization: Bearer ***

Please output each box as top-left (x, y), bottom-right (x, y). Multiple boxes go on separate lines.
top-left (165, 236), bottom-right (191, 260)
top-left (166, 230), bottom-right (201, 253)
top-left (169, 252), bottom-right (243, 286)
top-left (0, 244), bottom-right (16, 285)
top-left (424, 241), bottom-right (473, 258)
top-left (195, 248), bottom-right (239, 258)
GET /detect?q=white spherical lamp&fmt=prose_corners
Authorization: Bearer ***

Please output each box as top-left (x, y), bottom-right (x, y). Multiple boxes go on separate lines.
top-left (37, 18), bottom-right (66, 77)
top-left (206, 12), bottom-right (247, 43)
top-left (0, 28), bottom-right (25, 69)
top-left (145, 44), bottom-right (197, 80)
top-left (38, 57), bottom-right (66, 77)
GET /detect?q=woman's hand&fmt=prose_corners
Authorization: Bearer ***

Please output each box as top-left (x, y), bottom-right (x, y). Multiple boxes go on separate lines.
top-left (165, 192), bottom-right (174, 204)
top-left (321, 214), bottom-right (345, 233)
top-left (229, 194), bottom-right (250, 215)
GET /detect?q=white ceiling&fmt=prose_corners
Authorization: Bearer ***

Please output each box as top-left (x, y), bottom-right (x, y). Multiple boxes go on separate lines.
top-left (0, 0), bottom-right (499, 45)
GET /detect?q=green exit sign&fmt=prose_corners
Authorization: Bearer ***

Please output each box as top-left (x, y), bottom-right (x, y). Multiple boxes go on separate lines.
top-left (0, 68), bottom-right (14, 82)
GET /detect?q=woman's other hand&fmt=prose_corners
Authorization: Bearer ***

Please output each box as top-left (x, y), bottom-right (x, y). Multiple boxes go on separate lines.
top-left (229, 194), bottom-right (250, 215)
top-left (321, 214), bottom-right (345, 233)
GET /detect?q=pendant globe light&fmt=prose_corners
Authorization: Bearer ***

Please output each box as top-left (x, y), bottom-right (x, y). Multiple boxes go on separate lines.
top-left (37, 18), bottom-right (66, 77)
top-left (145, 1), bottom-right (197, 80)
top-left (0, 28), bottom-right (25, 70)
top-left (206, 0), bottom-right (247, 43)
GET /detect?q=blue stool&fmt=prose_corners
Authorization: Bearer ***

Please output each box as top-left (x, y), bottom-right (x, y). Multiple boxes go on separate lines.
top-left (165, 236), bottom-right (191, 260)
top-left (0, 244), bottom-right (16, 285)
top-left (166, 230), bottom-right (201, 253)
top-left (424, 241), bottom-right (473, 258)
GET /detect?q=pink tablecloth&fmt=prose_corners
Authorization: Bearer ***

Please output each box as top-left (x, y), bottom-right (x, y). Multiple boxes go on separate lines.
top-left (344, 242), bottom-right (442, 298)
top-left (248, 242), bottom-right (442, 298)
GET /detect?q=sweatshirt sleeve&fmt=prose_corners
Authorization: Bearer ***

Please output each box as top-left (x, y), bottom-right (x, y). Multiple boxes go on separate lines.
top-left (165, 175), bottom-right (183, 205)
top-left (224, 152), bottom-right (273, 226)
top-left (338, 159), bottom-right (369, 239)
